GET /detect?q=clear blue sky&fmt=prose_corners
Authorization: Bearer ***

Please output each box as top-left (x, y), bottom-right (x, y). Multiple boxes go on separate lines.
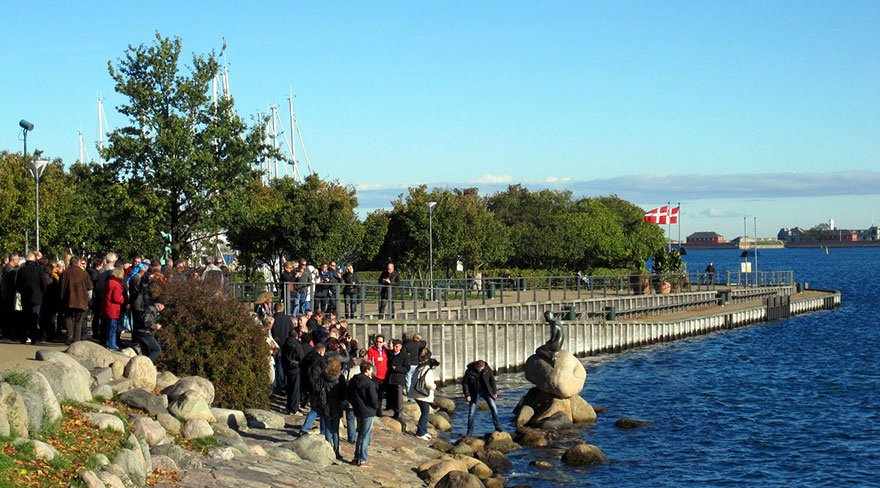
top-left (2, 1), bottom-right (878, 240)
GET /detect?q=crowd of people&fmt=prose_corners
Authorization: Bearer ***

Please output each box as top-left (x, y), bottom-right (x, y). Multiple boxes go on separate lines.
top-left (0, 252), bottom-right (229, 361)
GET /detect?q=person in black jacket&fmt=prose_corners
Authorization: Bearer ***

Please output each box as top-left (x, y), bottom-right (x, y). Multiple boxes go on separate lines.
top-left (348, 361), bottom-right (380, 467)
top-left (402, 332), bottom-right (426, 398)
top-left (386, 339), bottom-right (409, 423)
top-left (281, 329), bottom-right (305, 414)
top-left (341, 264), bottom-right (358, 319)
top-left (463, 360), bottom-right (502, 436)
top-left (271, 302), bottom-right (294, 393)
top-left (15, 253), bottom-right (47, 345)
top-left (317, 358), bottom-right (348, 460)
top-left (377, 263), bottom-right (399, 318)
top-left (299, 343), bottom-right (327, 433)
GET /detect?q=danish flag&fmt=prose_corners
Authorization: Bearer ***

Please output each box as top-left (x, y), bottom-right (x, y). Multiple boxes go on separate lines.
top-left (667, 206), bottom-right (679, 224)
top-left (644, 206), bottom-right (668, 224)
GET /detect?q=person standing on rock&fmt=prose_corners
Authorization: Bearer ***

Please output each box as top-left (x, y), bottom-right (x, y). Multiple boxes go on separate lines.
top-left (366, 335), bottom-right (388, 412)
top-left (348, 361), bottom-right (380, 467)
top-left (318, 358), bottom-right (348, 460)
top-left (299, 343), bottom-right (328, 433)
top-left (463, 360), bottom-right (502, 437)
top-left (386, 339), bottom-right (408, 425)
top-left (402, 332), bottom-right (426, 398)
top-left (15, 252), bottom-right (46, 345)
top-left (135, 296), bottom-right (164, 362)
top-left (281, 328), bottom-right (305, 414)
top-left (410, 358), bottom-right (439, 440)
top-left (59, 256), bottom-right (92, 345)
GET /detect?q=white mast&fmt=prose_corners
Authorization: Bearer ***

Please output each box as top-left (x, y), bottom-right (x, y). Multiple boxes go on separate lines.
top-left (97, 95), bottom-right (104, 166)
top-left (79, 131), bottom-right (84, 164)
top-left (271, 105), bottom-right (279, 179)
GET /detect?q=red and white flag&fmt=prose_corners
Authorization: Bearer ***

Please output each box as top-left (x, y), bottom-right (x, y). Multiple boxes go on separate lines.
top-left (668, 206), bottom-right (680, 224)
top-left (644, 205), bottom-right (669, 224)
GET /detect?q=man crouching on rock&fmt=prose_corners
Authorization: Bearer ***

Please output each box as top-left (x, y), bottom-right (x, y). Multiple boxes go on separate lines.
top-left (135, 297), bottom-right (164, 362)
top-left (463, 360), bottom-right (502, 437)
top-left (348, 361), bottom-right (379, 467)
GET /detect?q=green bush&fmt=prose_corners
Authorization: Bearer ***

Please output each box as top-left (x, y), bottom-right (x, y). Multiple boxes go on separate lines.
top-left (156, 278), bottom-right (270, 410)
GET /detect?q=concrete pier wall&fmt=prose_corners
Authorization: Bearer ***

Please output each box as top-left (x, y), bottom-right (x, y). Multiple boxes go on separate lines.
top-left (349, 289), bottom-right (840, 385)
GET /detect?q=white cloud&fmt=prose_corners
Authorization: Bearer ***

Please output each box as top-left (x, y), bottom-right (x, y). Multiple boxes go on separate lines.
top-left (699, 208), bottom-right (747, 218)
top-left (471, 173), bottom-right (514, 184)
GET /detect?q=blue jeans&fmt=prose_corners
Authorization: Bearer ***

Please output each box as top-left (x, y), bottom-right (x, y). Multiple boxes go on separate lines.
top-left (135, 332), bottom-right (161, 362)
top-left (321, 414), bottom-right (341, 455)
top-left (296, 291), bottom-right (309, 316)
top-left (346, 408), bottom-right (356, 442)
top-left (467, 393), bottom-right (501, 436)
top-left (404, 364), bottom-right (418, 397)
top-left (273, 357), bottom-right (286, 392)
top-left (354, 416), bottom-right (373, 463)
top-left (416, 400), bottom-right (431, 436)
top-left (105, 318), bottom-right (119, 349)
top-left (301, 408), bottom-right (320, 433)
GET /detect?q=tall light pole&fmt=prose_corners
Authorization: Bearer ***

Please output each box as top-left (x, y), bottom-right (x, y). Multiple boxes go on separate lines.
top-left (427, 201), bottom-right (437, 293)
top-left (19, 119), bottom-right (49, 251)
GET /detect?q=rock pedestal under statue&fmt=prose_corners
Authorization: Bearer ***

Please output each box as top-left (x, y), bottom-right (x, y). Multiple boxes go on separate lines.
top-left (513, 311), bottom-right (596, 430)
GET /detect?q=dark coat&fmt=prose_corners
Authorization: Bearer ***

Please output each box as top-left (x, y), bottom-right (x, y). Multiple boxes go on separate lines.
top-left (271, 312), bottom-right (294, 346)
top-left (318, 372), bottom-right (347, 419)
top-left (342, 271), bottom-right (358, 295)
top-left (387, 349), bottom-right (409, 386)
top-left (462, 362), bottom-right (498, 401)
top-left (59, 265), bottom-right (92, 311)
top-left (403, 338), bottom-right (425, 366)
top-left (348, 372), bottom-right (380, 418)
top-left (281, 336), bottom-right (305, 374)
top-left (15, 260), bottom-right (46, 308)
top-left (1, 264), bottom-right (17, 304)
top-left (301, 350), bottom-right (327, 392)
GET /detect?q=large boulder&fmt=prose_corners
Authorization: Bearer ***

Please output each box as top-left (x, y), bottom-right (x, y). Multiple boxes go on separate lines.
top-left (476, 449), bottom-right (513, 473)
top-left (524, 350), bottom-right (586, 399)
top-left (123, 356), bottom-right (157, 391)
top-left (20, 371), bottom-right (62, 424)
top-left (244, 408), bottom-right (285, 429)
top-left (265, 446), bottom-right (300, 463)
top-left (167, 390), bottom-right (215, 422)
top-left (419, 458), bottom-right (469, 487)
top-left (31, 439), bottom-right (58, 461)
top-left (484, 431), bottom-right (520, 452)
top-left (0, 383), bottom-right (30, 438)
top-left (156, 413), bottom-right (181, 435)
top-left (83, 412), bottom-right (125, 432)
top-left (428, 413), bottom-right (452, 432)
top-left (162, 377), bottom-right (215, 406)
top-left (614, 417), bottom-right (655, 429)
top-left (570, 395), bottom-right (597, 423)
top-left (150, 455), bottom-right (179, 473)
top-left (36, 349), bottom-right (93, 382)
top-left (0, 405), bottom-right (9, 437)
top-left (154, 371), bottom-right (179, 392)
top-left (150, 444), bottom-right (203, 470)
top-left (38, 363), bottom-right (92, 402)
top-left (118, 389), bottom-right (168, 415)
top-left (211, 408), bottom-right (247, 430)
top-left (531, 396), bottom-right (572, 425)
top-left (113, 439), bottom-right (147, 484)
top-left (435, 471), bottom-right (484, 488)
top-left (66, 341), bottom-right (129, 368)
top-left (433, 396), bottom-right (456, 415)
top-left (91, 367), bottom-right (114, 387)
top-left (532, 410), bottom-right (572, 431)
top-left (91, 385), bottom-right (114, 400)
top-left (131, 417), bottom-right (170, 446)
top-left (286, 433), bottom-right (335, 467)
top-left (182, 419), bottom-right (214, 440)
top-left (561, 442), bottom-right (609, 466)
top-left (106, 378), bottom-right (136, 394)
top-left (11, 386), bottom-right (43, 434)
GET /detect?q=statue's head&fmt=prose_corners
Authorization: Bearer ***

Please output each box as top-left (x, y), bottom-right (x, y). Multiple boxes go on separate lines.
top-left (544, 310), bottom-right (555, 322)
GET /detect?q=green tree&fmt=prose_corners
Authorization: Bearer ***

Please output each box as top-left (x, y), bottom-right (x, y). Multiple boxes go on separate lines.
top-left (101, 33), bottom-right (273, 260)
top-left (594, 195), bottom-right (665, 270)
top-left (224, 175), bottom-right (363, 280)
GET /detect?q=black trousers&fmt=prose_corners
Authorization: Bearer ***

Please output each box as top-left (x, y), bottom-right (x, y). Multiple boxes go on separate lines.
top-left (286, 369), bottom-right (301, 412)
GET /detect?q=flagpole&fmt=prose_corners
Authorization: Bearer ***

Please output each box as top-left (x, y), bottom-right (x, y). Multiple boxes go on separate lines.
top-left (677, 202), bottom-right (681, 252)
top-left (667, 202), bottom-right (671, 252)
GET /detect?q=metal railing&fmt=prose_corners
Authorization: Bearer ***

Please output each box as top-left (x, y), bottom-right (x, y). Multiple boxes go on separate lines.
top-left (230, 270), bottom-right (795, 319)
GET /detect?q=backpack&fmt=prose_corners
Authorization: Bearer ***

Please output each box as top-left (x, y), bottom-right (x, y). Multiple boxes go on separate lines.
top-left (411, 365), bottom-right (430, 397)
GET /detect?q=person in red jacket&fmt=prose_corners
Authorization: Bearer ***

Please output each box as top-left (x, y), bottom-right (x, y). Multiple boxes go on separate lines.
top-left (101, 268), bottom-right (125, 350)
top-left (365, 335), bottom-right (388, 413)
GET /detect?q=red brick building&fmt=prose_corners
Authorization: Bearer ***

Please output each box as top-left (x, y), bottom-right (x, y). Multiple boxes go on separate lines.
top-left (687, 231), bottom-right (724, 244)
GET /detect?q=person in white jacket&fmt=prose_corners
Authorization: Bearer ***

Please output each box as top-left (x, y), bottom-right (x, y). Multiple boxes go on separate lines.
top-left (410, 358), bottom-right (440, 440)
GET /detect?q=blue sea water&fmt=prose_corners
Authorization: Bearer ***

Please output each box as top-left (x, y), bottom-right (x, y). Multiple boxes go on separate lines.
top-left (442, 248), bottom-right (880, 487)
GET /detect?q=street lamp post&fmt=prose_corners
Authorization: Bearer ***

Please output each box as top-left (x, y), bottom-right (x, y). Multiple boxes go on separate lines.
top-left (19, 119), bottom-right (49, 251)
top-left (427, 201), bottom-right (437, 296)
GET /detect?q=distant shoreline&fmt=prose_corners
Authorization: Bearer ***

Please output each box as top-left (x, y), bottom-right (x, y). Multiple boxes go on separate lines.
top-left (681, 241), bottom-right (880, 250)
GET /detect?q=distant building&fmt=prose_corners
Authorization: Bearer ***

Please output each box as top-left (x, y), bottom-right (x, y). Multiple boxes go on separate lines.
top-left (777, 227), bottom-right (808, 242)
top-left (857, 226), bottom-right (880, 241)
top-left (687, 231), bottom-right (724, 244)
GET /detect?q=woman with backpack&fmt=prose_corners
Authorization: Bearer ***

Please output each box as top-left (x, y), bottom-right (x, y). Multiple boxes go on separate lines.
top-left (316, 358), bottom-right (348, 459)
top-left (409, 358), bottom-right (440, 440)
